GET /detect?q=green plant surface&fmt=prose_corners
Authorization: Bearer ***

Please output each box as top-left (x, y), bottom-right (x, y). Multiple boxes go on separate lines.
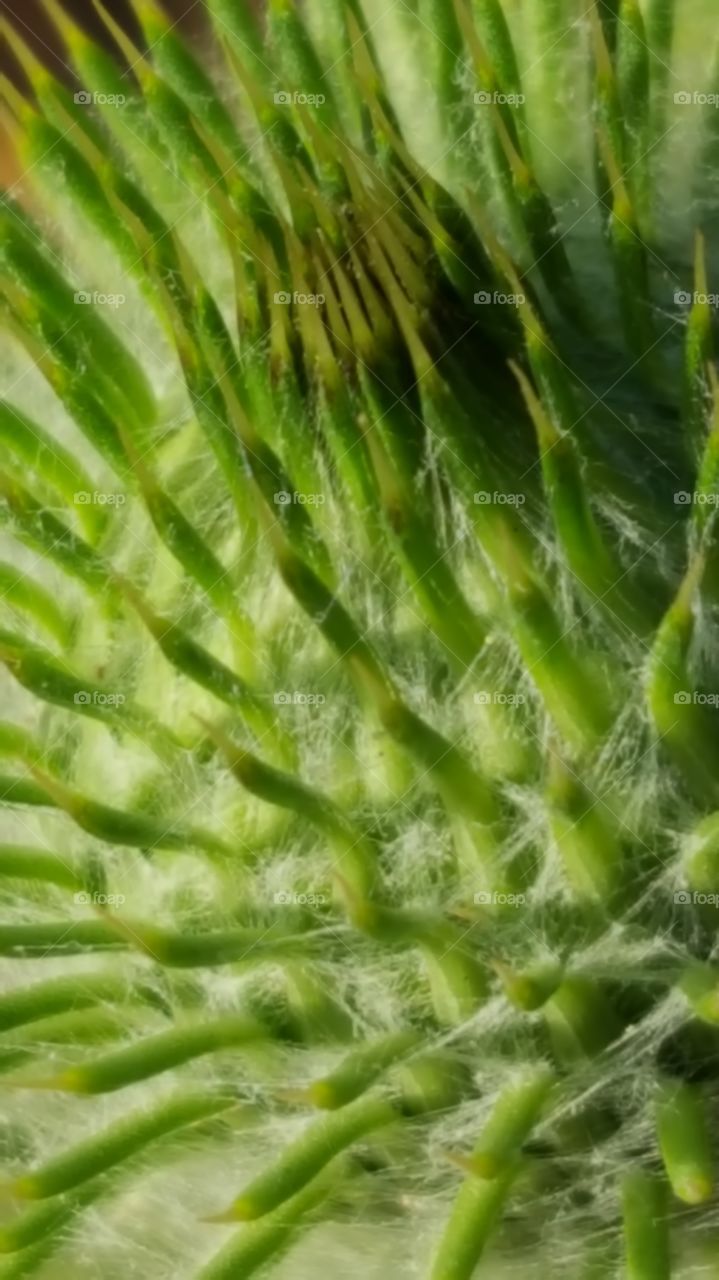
top-left (1, 0), bottom-right (719, 1277)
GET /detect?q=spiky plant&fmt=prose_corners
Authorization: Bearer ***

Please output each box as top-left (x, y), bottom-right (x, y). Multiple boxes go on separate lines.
top-left (2, 0), bottom-right (719, 1274)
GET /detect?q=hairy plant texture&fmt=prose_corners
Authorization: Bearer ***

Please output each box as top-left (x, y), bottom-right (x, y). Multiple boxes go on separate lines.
top-left (1, 0), bottom-right (719, 1276)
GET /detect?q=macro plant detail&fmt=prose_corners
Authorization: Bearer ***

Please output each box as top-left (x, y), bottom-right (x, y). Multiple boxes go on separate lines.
top-left (1, 0), bottom-right (719, 1275)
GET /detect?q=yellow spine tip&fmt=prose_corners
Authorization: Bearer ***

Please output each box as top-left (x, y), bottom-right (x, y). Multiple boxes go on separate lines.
top-left (55, 1069), bottom-right (87, 1092)
top-left (309, 1080), bottom-right (337, 1110)
top-left (675, 1174), bottom-right (713, 1205)
top-left (444, 1151), bottom-right (493, 1178)
top-left (11, 1176), bottom-right (40, 1200)
top-left (202, 1198), bottom-right (255, 1223)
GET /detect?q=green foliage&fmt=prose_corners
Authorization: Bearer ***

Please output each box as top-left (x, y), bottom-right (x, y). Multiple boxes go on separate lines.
top-left (1, 0), bottom-right (719, 1276)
